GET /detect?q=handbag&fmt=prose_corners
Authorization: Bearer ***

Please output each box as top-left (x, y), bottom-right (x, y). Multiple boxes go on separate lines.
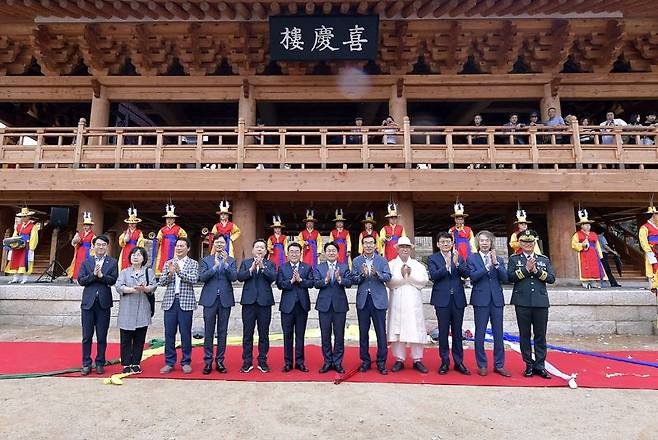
top-left (145, 268), bottom-right (156, 317)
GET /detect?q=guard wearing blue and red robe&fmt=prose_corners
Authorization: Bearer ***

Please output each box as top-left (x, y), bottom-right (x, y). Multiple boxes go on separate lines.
top-left (67, 211), bottom-right (96, 281)
top-left (267, 216), bottom-right (287, 270)
top-left (153, 204), bottom-right (187, 277)
top-left (298, 210), bottom-right (322, 269)
top-left (208, 200), bottom-right (241, 257)
top-left (5, 206), bottom-right (40, 284)
top-left (329, 209), bottom-right (351, 266)
top-left (380, 203), bottom-right (406, 261)
top-left (118, 208), bottom-right (145, 271)
top-left (448, 202), bottom-right (476, 261)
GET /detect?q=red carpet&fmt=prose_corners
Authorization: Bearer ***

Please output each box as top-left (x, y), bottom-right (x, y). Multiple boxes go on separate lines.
top-left (1, 341), bottom-right (657, 389)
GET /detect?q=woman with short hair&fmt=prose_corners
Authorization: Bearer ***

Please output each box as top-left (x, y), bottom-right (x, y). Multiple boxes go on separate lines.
top-left (115, 246), bottom-right (157, 374)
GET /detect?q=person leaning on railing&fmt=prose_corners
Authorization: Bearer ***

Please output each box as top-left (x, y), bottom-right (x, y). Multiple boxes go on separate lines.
top-left (579, 117), bottom-right (594, 144)
top-left (503, 113), bottom-right (526, 145)
top-left (642, 112), bottom-right (656, 145)
top-left (468, 114), bottom-right (488, 145)
top-left (599, 111), bottom-right (627, 144)
top-left (115, 246), bottom-right (157, 374)
top-left (381, 116), bottom-right (399, 145)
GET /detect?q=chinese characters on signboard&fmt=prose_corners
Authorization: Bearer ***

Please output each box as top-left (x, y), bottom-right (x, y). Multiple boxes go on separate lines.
top-left (270, 16), bottom-right (379, 61)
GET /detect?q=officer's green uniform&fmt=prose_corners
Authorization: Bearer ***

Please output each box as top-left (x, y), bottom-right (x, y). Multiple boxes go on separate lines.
top-left (507, 230), bottom-right (556, 371)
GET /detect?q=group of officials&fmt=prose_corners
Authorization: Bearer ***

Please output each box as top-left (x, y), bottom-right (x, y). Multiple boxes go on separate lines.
top-left (77, 201), bottom-right (556, 380)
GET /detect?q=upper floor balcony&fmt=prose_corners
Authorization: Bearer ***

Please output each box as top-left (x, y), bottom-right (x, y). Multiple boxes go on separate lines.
top-left (1, 118), bottom-right (657, 171)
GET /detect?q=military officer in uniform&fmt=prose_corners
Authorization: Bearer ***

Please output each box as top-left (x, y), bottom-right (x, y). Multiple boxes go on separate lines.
top-left (507, 230), bottom-right (555, 379)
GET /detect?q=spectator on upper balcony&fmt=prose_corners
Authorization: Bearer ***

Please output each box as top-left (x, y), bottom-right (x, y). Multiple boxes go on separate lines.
top-left (469, 114), bottom-right (488, 145)
top-left (381, 116), bottom-right (399, 145)
top-left (642, 111), bottom-right (656, 145)
top-left (599, 111), bottom-right (627, 145)
top-left (503, 113), bottom-right (526, 145)
top-left (580, 117), bottom-right (594, 145)
top-left (348, 117), bottom-right (366, 145)
top-left (527, 112), bottom-right (546, 144)
top-left (627, 114), bottom-right (642, 144)
top-left (544, 107), bottom-right (565, 144)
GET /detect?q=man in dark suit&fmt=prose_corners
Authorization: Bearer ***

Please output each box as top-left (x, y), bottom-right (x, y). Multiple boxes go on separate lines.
top-left (508, 229), bottom-right (556, 379)
top-left (351, 235), bottom-right (392, 375)
top-left (237, 238), bottom-right (277, 373)
top-left (276, 242), bottom-right (315, 372)
top-left (77, 234), bottom-right (118, 376)
top-left (198, 235), bottom-right (238, 375)
top-left (428, 232), bottom-right (471, 375)
top-left (314, 241), bottom-right (352, 374)
top-left (467, 230), bottom-right (511, 377)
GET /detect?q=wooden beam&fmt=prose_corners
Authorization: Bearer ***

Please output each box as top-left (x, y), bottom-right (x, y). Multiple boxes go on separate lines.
top-left (433, 0), bottom-right (458, 18)
top-left (448, 0), bottom-right (476, 17)
top-left (356, 0), bottom-right (369, 14)
top-left (147, 0), bottom-right (174, 19)
top-left (57, 0), bottom-right (89, 18)
top-left (198, 1), bottom-right (220, 19)
top-left (322, 1), bottom-right (332, 15)
top-left (252, 2), bottom-right (267, 19)
top-left (287, 1), bottom-right (298, 14)
top-left (464, 0), bottom-right (494, 17)
top-left (402, 0), bottom-right (422, 18)
top-left (525, 0), bottom-right (552, 15)
top-left (416, 0), bottom-right (439, 18)
top-left (164, 1), bottom-right (189, 19)
top-left (40, 0), bottom-right (81, 18)
top-left (270, 1), bottom-right (281, 15)
top-left (100, 1), bottom-right (129, 19)
top-left (386, 0), bottom-right (405, 18)
top-left (340, 1), bottom-right (351, 14)
top-left (305, 1), bottom-right (314, 15)
top-left (235, 2), bottom-right (251, 19)
top-left (373, 1), bottom-right (388, 15)
top-left (217, 1), bottom-right (235, 19)
top-left (502, 0), bottom-right (530, 16)
top-left (181, 1), bottom-right (205, 19)
top-left (127, 0), bottom-right (146, 19)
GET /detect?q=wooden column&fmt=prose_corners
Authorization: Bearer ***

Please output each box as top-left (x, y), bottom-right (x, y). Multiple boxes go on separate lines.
top-left (78, 192), bottom-right (104, 235)
top-left (89, 86), bottom-right (110, 127)
top-left (397, 195), bottom-right (415, 242)
top-left (239, 81), bottom-right (256, 127)
top-left (0, 207), bottom-right (15, 272)
top-left (233, 193), bottom-right (256, 264)
top-left (546, 194), bottom-right (578, 281)
top-left (389, 81), bottom-right (407, 126)
top-left (540, 82), bottom-right (561, 122)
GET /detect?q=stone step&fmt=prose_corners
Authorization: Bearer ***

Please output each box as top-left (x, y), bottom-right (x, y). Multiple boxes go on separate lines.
top-left (1, 284), bottom-right (656, 336)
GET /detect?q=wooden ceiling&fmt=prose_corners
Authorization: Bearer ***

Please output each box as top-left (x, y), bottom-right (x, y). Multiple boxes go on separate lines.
top-left (0, 0), bottom-right (654, 22)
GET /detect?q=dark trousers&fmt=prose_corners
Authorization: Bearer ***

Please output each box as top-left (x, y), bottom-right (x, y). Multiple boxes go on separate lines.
top-left (242, 303), bottom-right (272, 365)
top-left (357, 294), bottom-right (388, 368)
top-left (281, 302), bottom-right (308, 366)
top-left (203, 296), bottom-right (232, 364)
top-left (318, 304), bottom-right (347, 367)
top-left (435, 296), bottom-right (465, 366)
top-left (515, 305), bottom-right (549, 369)
top-left (120, 326), bottom-right (148, 366)
top-left (473, 304), bottom-right (504, 369)
top-left (601, 253), bottom-right (619, 286)
top-left (81, 298), bottom-right (111, 367)
top-left (164, 298), bottom-right (193, 366)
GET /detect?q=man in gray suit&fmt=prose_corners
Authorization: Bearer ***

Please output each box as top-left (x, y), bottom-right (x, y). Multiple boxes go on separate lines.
top-left (351, 235), bottom-right (392, 375)
top-left (158, 237), bottom-right (199, 374)
top-left (199, 236), bottom-right (238, 375)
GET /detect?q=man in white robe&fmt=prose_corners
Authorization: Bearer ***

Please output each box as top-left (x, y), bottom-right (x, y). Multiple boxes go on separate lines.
top-left (387, 236), bottom-right (430, 373)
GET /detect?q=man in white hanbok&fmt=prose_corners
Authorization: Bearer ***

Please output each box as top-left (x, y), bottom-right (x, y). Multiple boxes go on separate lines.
top-left (387, 236), bottom-right (430, 373)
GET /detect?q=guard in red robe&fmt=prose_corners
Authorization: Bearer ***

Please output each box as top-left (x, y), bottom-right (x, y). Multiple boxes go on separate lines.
top-left (380, 203), bottom-right (406, 261)
top-left (118, 208), bottom-right (145, 271)
top-left (359, 211), bottom-right (382, 255)
top-left (571, 209), bottom-right (606, 289)
top-left (329, 209), bottom-right (351, 266)
top-left (153, 204), bottom-right (187, 277)
top-left (267, 215), bottom-right (287, 269)
top-left (297, 210), bottom-right (322, 269)
top-left (448, 202), bottom-right (476, 261)
top-left (208, 200), bottom-right (241, 257)
top-left (5, 206), bottom-right (40, 284)
top-left (67, 211), bottom-right (96, 281)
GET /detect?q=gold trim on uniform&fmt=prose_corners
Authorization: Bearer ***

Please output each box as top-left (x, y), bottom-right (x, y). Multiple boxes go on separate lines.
top-left (515, 269), bottom-right (525, 279)
top-left (539, 271), bottom-right (548, 281)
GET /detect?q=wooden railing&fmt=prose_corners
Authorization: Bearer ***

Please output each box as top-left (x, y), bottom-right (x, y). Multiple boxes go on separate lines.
top-left (1, 117), bottom-right (657, 169)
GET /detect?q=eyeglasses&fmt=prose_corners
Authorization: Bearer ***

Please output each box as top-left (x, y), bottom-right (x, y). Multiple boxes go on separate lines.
top-left (94, 242), bottom-right (108, 247)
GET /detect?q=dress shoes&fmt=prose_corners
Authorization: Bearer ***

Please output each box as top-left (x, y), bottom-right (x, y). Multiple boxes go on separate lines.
top-left (358, 363), bottom-right (370, 373)
top-left (533, 368), bottom-right (552, 379)
top-left (413, 361), bottom-right (428, 374)
top-left (318, 363), bottom-right (333, 374)
top-left (377, 366), bottom-right (388, 375)
top-left (523, 366), bottom-right (534, 377)
top-left (477, 367), bottom-right (488, 376)
top-left (95, 364), bottom-right (105, 375)
top-left (494, 367), bottom-right (512, 378)
top-left (334, 364), bottom-right (345, 374)
top-left (281, 364), bottom-right (292, 372)
top-left (80, 366), bottom-right (91, 376)
top-left (295, 364), bottom-right (309, 373)
top-left (454, 363), bottom-right (471, 375)
top-left (391, 361), bottom-right (404, 372)
top-left (438, 363), bottom-right (449, 375)
top-left (202, 364), bottom-right (212, 375)
top-left (257, 362), bottom-right (271, 373)
top-left (216, 362), bottom-right (227, 373)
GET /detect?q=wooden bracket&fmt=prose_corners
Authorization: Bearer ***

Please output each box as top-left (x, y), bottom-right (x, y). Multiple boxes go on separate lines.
top-left (91, 78), bottom-right (101, 98)
top-left (396, 78), bottom-right (404, 98)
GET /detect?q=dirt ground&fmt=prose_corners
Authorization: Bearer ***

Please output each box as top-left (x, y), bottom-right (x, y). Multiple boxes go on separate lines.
top-left (1, 325), bottom-right (657, 439)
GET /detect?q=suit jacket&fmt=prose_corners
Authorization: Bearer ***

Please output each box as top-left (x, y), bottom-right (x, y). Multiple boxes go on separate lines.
top-left (350, 254), bottom-right (391, 310)
top-left (276, 261), bottom-right (315, 313)
top-left (313, 261), bottom-right (352, 313)
top-left (78, 255), bottom-right (119, 310)
top-left (198, 255), bottom-right (238, 308)
top-left (508, 253), bottom-right (555, 308)
top-left (467, 253), bottom-right (508, 307)
top-left (238, 258), bottom-right (277, 306)
top-left (158, 257), bottom-right (199, 311)
top-left (427, 251), bottom-right (470, 308)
